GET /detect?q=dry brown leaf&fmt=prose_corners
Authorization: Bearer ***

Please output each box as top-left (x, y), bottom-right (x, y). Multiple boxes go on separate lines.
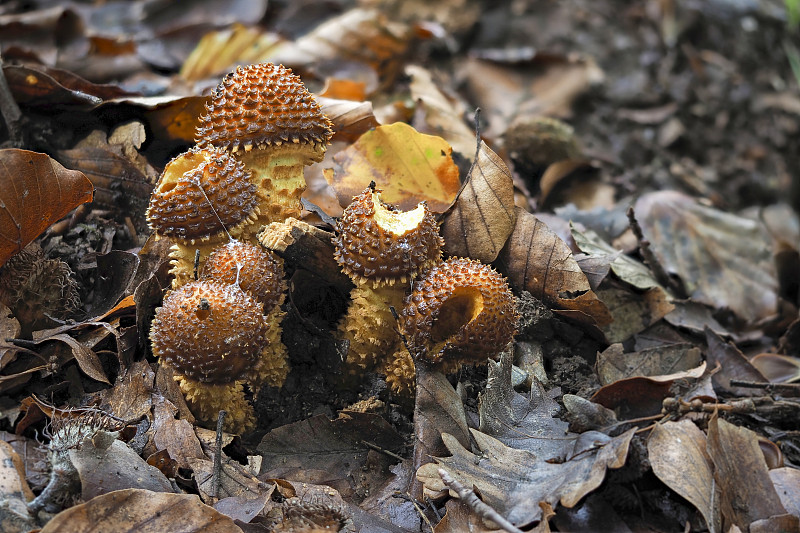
top-left (39, 488), bottom-right (242, 533)
top-left (441, 141), bottom-right (516, 262)
top-left (318, 96), bottom-right (381, 143)
top-left (266, 8), bottom-right (412, 86)
top-left (180, 24), bottom-right (284, 81)
top-left (648, 420), bottom-right (720, 533)
top-left (598, 285), bottom-right (675, 343)
top-left (770, 467), bottom-right (800, 518)
top-left (705, 328), bottom-right (768, 396)
top-left (151, 396), bottom-right (205, 471)
top-left (71, 438), bottom-right (174, 500)
top-left (406, 65), bottom-right (476, 158)
top-left (707, 415), bottom-right (789, 531)
top-left (635, 190), bottom-right (778, 323)
top-left (750, 353), bottom-right (800, 383)
top-left (327, 122), bottom-right (461, 212)
top-left (596, 343), bottom-right (702, 386)
top-left (461, 56), bottom-right (604, 138)
top-left (0, 149), bottom-right (93, 268)
top-left (498, 208), bottom-right (612, 329)
top-left (421, 427), bottom-right (634, 527)
top-left (257, 411), bottom-right (403, 501)
top-left (0, 440), bottom-right (36, 533)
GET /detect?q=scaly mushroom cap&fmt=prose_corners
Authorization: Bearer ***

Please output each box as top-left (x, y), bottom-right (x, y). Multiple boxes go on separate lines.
top-left (195, 63), bottom-right (333, 154)
top-left (151, 280), bottom-right (268, 384)
top-left (401, 257), bottom-right (517, 369)
top-left (333, 187), bottom-right (444, 286)
top-left (201, 240), bottom-right (286, 313)
top-left (146, 146), bottom-right (258, 243)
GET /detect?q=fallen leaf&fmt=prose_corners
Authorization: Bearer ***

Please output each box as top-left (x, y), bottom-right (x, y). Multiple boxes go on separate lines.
top-left (440, 141), bottom-right (516, 263)
top-left (498, 208), bottom-right (612, 329)
top-left (0, 149), bottom-right (93, 268)
top-left (421, 427), bottom-right (634, 527)
top-left (327, 122), bottom-right (461, 212)
top-left (705, 328), bottom-right (768, 396)
top-left (634, 190), bottom-right (778, 323)
top-left (257, 411), bottom-right (403, 500)
top-left (406, 65), bottom-right (476, 158)
top-left (598, 285), bottom-right (675, 343)
top-left (707, 415), bottom-right (789, 531)
top-left (0, 440), bottom-right (36, 533)
top-left (39, 488), bottom-right (243, 533)
top-left (318, 96), bottom-right (381, 143)
top-left (770, 467), bottom-right (800, 518)
top-left (478, 352), bottom-right (570, 458)
top-left (151, 396), bottom-right (205, 471)
top-left (648, 420), bottom-right (720, 533)
top-left (750, 353), bottom-right (800, 383)
top-left (70, 438), bottom-right (174, 500)
top-left (597, 343), bottom-right (702, 386)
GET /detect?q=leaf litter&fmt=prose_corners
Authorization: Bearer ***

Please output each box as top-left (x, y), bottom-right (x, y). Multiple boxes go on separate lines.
top-left (0, 0), bottom-right (799, 532)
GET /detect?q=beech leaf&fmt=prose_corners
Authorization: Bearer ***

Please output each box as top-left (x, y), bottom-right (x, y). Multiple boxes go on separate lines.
top-left (634, 190), bottom-right (778, 323)
top-left (498, 208), bottom-right (612, 328)
top-left (39, 488), bottom-right (242, 533)
top-left (327, 122), bottom-right (461, 212)
top-left (441, 141), bottom-right (516, 263)
top-left (0, 149), bottom-right (93, 267)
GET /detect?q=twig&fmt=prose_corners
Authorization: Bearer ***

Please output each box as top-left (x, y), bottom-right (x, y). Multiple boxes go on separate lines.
top-left (362, 440), bottom-right (404, 461)
top-left (0, 51), bottom-right (23, 146)
top-left (729, 379), bottom-right (800, 391)
top-left (211, 410), bottom-right (226, 499)
top-left (438, 468), bottom-right (524, 533)
top-left (626, 206), bottom-right (684, 297)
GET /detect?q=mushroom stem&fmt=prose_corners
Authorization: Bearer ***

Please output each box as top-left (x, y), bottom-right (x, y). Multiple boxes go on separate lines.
top-left (175, 373), bottom-right (255, 433)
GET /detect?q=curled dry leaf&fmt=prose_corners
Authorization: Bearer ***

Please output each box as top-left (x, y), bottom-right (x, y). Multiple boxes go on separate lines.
top-left (498, 208), bottom-right (612, 329)
top-left (648, 420), bottom-right (720, 533)
top-left (317, 96), bottom-right (381, 143)
top-left (634, 190), bottom-right (778, 323)
top-left (39, 488), bottom-right (242, 533)
top-left (327, 122), bottom-right (461, 212)
top-left (441, 141), bottom-right (516, 263)
top-left (0, 149), bottom-right (93, 268)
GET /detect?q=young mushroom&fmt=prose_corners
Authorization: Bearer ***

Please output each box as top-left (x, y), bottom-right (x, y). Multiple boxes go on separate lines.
top-left (150, 280), bottom-right (269, 432)
top-left (332, 185), bottom-right (444, 391)
top-left (200, 240), bottom-right (289, 388)
top-left (395, 257), bottom-right (518, 386)
top-left (146, 146), bottom-right (259, 287)
top-left (195, 63), bottom-right (334, 236)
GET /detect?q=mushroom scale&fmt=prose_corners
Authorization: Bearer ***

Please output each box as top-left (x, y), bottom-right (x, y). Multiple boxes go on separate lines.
top-left (400, 257), bottom-right (518, 371)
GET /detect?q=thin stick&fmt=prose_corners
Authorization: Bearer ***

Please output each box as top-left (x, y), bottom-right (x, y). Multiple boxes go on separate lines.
top-left (438, 468), bottom-right (524, 533)
top-left (362, 440), bottom-right (404, 461)
top-left (729, 379), bottom-right (800, 391)
top-left (211, 410), bottom-right (226, 499)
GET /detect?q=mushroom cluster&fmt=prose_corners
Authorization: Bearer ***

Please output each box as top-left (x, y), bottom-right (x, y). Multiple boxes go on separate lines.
top-left (333, 186), bottom-right (518, 393)
top-left (147, 63), bottom-right (332, 432)
top-left (150, 241), bottom-right (287, 432)
top-left (333, 185), bottom-right (444, 392)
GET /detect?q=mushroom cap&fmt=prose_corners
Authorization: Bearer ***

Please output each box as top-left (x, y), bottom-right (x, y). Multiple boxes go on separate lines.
top-left (201, 240), bottom-right (285, 313)
top-left (151, 280), bottom-right (268, 384)
top-left (195, 63), bottom-right (333, 153)
top-left (333, 187), bottom-right (444, 286)
top-left (146, 146), bottom-right (258, 243)
top-left (401, 257), bottom-right (517, 368)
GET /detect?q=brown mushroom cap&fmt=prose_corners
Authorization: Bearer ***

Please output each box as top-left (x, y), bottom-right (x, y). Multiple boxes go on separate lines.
top-left (401, 257), bottom-right (517, 368)
top-left (151, 280), bottom-right (268, 384)
top-left (201, 240), bottom-right (285, 313)
top-left (146, 146), bottom-right (258, 243)
top-left (195, 63), bottom-right (333, 153)
top-left (333, 187), bottom-right (444, 286)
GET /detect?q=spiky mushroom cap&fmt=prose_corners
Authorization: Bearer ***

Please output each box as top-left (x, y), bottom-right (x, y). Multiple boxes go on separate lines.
top-left (201, 240), bottom-right (286, 313)
top-left (150, 280), bottom-right (268, 384)
top-left (146, 146), bottom-right (258, 243)
top-left (333, 187), bottom-right (444, 286)
top-left (195, 63), bottom-right (333, 159)
top-left (401, 257), bottom-right (517, 370)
